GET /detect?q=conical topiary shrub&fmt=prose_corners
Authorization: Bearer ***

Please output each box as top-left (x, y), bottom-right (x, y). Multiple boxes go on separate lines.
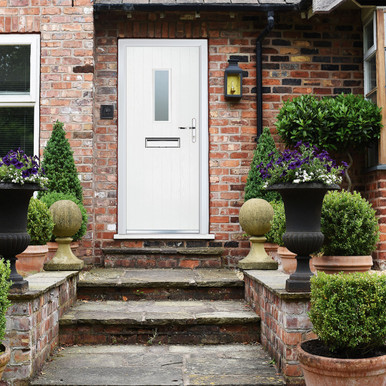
top-left (244, 127), bottom-right (281, 202)
top-left (39, 120), bottom-right (83, 203)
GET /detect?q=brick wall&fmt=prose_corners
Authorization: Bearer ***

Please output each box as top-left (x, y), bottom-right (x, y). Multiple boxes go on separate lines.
top-left (93, 9), bottom-right (364, 267)
top-left (365, 169), bottom-right (386, 270)
top-left (0, 0), bottom-right (94, 261)
top-left (4, 272), bottom-right (78, 385)
top-left (244, 271), bottom-right (316, 385)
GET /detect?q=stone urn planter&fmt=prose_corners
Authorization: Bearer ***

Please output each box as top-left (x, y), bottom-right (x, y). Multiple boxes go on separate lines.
top-left (16, 244), bottom-right (48, 277)
top-left (267, 183), bottom-right (339, 292)
top-left (0, 183), bottom-right (44, 293)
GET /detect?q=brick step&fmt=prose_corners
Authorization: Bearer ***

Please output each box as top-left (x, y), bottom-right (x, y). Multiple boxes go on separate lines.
top-left (102, 247), bottom-right (224, 268)
top-left (78, 268), bottom-right (244, 301)
top-left (59, 299), bottom-right (260, 345)
top-left (31, 345), bottom-right (284, 385)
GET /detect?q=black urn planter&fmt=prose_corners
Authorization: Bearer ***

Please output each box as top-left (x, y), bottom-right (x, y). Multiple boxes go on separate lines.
top-left (267, 183), bottom-right (339, 292)
top-left (0, 183), bottom-right (44, 293)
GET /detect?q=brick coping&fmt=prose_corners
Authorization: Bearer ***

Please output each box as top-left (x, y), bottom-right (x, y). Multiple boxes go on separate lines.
top-left (9, 271), bottom-right (79, 301)
top-left (243, 270), bottom-right (310, 300)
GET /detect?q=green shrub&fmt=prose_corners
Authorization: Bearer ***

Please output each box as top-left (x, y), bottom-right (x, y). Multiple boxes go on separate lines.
top-left (40, 121), bottom-right (83, 203)
top-left (244, 127), bottom-right (281, 202)
top-left (309, 272), bottom-right (386, 356)
top-left (40, 192), bottom-right (88, 242)
top-left (321, 191), bottom-right (379, 256)
top-left (27, 198), bottom-right (54, 245)
top-left (0, 259), bottom-right (11, 344)
top-left (266, 200), bottom-right (286, 246)
top-left (276, 94), bottom-right (382, 152)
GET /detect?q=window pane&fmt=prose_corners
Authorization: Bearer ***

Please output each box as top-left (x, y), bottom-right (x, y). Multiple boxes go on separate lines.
top-left (364, 18), bottom-right (374, 52)
top-left (365, 55), bottom-right (377, 92)
top-left (0, 107), bottom-right (34, 157)
top-left (154, 70), bottom-right (169, 121)
top-left (0, 45), bottom-right (30, 94)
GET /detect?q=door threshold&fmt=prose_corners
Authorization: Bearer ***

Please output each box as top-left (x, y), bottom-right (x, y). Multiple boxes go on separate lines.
top-left (114, 234), bottom-right (215, 240)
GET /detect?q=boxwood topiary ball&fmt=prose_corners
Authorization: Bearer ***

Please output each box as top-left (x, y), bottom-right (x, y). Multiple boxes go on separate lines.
top-left (239, 198), bottom-right (274, 237)
top-left (50, 200), bottom-right (82, 238)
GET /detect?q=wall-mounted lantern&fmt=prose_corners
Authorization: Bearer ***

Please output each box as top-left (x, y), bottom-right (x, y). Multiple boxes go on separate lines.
top-left (224, 59), bottom-right (243, 99)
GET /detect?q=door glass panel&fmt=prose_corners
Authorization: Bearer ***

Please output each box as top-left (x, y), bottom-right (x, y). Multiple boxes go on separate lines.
top-left (154, 70), bottom-right (169, 121)
top-left (0, 45), bottom-right (30, 94)
top-left (0, 107), bottom-right (34, 157)
top-left (365, 55), bottom-right (377, 92)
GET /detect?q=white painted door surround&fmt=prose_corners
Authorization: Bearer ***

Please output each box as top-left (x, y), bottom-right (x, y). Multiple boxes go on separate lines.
top-left (117, 39), bottom-right (211, 239)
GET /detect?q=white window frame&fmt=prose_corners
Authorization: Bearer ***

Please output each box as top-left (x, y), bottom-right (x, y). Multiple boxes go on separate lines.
top-left (364, 12), bottom-right (377, 97)
top-left (0, 34), bottom-right (40, 155)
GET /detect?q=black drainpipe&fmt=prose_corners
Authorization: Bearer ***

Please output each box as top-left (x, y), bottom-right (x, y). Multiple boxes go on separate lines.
top-left (256, 10), bottom-right (274, 140)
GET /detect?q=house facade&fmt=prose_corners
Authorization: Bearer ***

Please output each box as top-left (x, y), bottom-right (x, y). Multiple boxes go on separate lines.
top-left (1, 0), bottom-right (385, 270)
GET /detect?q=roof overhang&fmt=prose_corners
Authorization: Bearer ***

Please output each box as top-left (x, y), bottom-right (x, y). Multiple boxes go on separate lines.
top-left (94, 0), bottom-right (310, 12)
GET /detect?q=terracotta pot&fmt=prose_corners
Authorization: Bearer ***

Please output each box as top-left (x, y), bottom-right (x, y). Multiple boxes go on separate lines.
top-left (312, 255), bottom-right (373, 274)
top-left (298, 339), bottom-right (386, 385)
top-left (264, 242), bottom-right (278, 257)
top-left (16, 244), bottom-right (48, 277)
top-left (277, 246), bottom-right (297, 274)
top-left (0, 345), bottom-right (10, 380)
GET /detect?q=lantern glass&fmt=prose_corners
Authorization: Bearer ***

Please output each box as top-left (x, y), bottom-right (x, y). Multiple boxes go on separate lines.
top-left (226, 73), bottom-right (241, 96)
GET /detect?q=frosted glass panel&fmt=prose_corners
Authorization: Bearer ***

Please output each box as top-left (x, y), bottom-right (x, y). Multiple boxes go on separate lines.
top-left (0, 45), bottom-right (30, 94)
top-left (154, 70), bottom-right (169, 121)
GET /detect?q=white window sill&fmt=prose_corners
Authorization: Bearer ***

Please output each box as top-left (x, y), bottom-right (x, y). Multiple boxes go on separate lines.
top-left (114, 234), bottom-right (215, 240)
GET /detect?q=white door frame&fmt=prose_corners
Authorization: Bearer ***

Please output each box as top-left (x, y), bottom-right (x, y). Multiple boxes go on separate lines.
top-left (116, 39), bottom-right (212, 239)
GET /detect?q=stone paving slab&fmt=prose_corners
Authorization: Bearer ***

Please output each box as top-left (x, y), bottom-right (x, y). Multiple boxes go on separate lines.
top-left (79, 268), bottom-right (244, 288)
top-left (31, 345), bottom-right (284, 385)
top-left (60, 300), bottom-right (259, 326)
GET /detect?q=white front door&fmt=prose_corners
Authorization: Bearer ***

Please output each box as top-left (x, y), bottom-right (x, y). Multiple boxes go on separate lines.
top-left (117, 39), bottom-right (209, 237)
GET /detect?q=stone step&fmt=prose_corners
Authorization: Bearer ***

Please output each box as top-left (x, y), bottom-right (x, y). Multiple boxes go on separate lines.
top-left (78, 268), bottom-right (244, 301)
top-left (31, 344), bottom-right (284, 385)
top-left (102, 247), bottom-right (224, 268)
top-left (59, 299), bottom-right (260, 345)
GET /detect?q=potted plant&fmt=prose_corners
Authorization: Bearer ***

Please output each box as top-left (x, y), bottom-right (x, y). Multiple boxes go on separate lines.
top-left (0, 148), bottom-right (48, 292)
top-left (40, 191), bottom-right (88, 260)
top-left (39, 120), bottom-right (83, 203)
top-left (0, 259), bottom-right (11, 379)
top-left (260, 142), bottom-right (346, 291)
top-left (312, 190), bottom-right (379, 274)
top-left (276, 93), bottom-right (382, 191)
top-left (298, 272), bottom-right (386, 385)
top-left (245, 127), bottom-right (281, 203)
top-left (16, 198), bottom-right (54, 276)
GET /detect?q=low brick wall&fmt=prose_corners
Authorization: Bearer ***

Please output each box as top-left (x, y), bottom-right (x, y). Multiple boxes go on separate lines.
top-left (3, 271), bottom-right (78, 385)
top-left (244, 270), bottom-right (316, 385)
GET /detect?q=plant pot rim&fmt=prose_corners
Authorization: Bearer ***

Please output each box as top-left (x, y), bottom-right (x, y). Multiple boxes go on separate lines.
top-left (298, 339), bottom-right (386, 367)
top-left (0, 182), bottom-right (45, 191)
top-left (266, 182), bottom-right (340, 191)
